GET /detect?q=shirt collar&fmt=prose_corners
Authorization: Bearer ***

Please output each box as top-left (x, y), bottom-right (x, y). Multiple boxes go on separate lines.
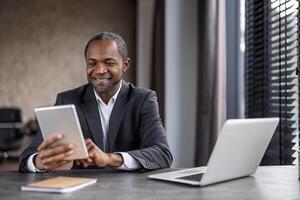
top-left (94, 81), bottom-right (123, 105)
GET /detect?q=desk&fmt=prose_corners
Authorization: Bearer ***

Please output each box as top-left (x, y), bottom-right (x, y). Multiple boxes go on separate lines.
top-left (0, 166), bottom-right (299, 200)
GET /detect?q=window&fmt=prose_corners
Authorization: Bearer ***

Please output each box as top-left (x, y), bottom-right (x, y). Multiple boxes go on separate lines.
top-left (245, 0), bottom-right (299, 165)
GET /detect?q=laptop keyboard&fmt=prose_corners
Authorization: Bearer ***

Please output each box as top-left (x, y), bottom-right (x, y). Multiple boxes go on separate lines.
top-left (176, 173), bottom-right (204, 181)
top-left (176, 169), bottom-right (204, 175)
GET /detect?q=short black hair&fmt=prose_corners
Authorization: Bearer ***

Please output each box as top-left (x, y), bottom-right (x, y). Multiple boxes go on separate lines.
top-left (84, 32), bottom-right (128, 59)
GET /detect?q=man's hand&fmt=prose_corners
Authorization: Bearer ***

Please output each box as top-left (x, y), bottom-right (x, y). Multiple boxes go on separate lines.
top-left (34, 134), bottom-right (74, 171)
top-left (75, 138), bottom-right (124, 168)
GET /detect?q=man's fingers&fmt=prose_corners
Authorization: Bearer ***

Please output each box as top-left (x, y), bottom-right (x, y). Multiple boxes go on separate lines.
top-left (86, 142), bottom-right (94, 151)
top-left (85, 138), bottom-right (98, 152)
top-left (89, 151), bottom-right (96, 158)
top-left (85, 138), bottom-right (94, 146)
top-left (85, 138), bottom-right (92, 143)
top-left (85, 138), bottom-right (104, 153)
top-left (75, 158), bottom-right (94, 167)
top-left (38, 134), bottom-right (63, 151)
top-left (39, 144), bottom-right (74, 160)
top-left (75, 160), bottom-right (81, 166)
top-left (41, 149), bottom-right (74, 165)
top-left (45, 160), bottom-right (72, 171)
top-left (75, 159), bottom-right (88, 168)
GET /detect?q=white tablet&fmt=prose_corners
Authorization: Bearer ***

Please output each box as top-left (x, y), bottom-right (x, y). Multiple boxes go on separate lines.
top-left (34, 105), bottom-right (88, 160)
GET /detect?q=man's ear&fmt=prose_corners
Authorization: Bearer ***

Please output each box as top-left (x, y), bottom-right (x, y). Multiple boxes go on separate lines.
top-left (122, 58), bottom-right (130, 72)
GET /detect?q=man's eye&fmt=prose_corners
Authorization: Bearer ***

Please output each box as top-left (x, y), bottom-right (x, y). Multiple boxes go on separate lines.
top-left (105, 62), bottom-right (116, 66)
top-left (87, 62), bottom-right (96, 67)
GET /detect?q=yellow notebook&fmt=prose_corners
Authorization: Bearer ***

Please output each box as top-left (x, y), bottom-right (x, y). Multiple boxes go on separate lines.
top-left (21, 176), bottom-right (97, 193)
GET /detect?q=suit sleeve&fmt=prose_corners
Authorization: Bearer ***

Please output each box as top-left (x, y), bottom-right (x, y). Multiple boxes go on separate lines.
top-left (126, 91), bottom-right (173, 170)
top-left (18, 94), bottom-right (64, 172)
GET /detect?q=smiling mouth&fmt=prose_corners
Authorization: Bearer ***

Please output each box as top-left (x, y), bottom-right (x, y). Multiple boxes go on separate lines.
top-left (91, 77), bottom-right (111, 84)
top-left (92, 77), bottom-right (111, 81)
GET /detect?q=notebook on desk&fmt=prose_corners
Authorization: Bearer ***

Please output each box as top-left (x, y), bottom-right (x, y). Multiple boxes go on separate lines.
top-left (149, 118), bottom-right (279, 186)
top-left (21, 176), bottom-right (97, 193)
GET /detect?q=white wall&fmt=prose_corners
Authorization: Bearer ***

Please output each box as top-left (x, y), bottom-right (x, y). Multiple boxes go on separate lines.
top-left (165, 0), bottom-right (198, 167)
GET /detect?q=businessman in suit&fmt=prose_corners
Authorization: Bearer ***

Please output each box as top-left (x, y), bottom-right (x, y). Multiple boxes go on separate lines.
top-left (19, 32), bottom-right (172, 172)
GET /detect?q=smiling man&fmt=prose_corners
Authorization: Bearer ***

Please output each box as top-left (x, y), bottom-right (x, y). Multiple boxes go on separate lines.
top-left (19, 32), bottom-right (173, 172)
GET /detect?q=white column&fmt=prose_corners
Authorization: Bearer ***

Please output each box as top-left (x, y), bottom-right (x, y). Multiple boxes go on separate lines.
top-left (165, 0), bottom-right (198, 167)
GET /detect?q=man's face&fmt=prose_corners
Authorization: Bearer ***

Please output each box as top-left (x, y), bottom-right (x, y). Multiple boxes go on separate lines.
top-left (85, 40), bottom-right (129, 96)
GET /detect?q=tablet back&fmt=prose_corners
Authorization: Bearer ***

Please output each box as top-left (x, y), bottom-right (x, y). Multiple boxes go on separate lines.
top-left (35, 105), bottom-right (88, 160)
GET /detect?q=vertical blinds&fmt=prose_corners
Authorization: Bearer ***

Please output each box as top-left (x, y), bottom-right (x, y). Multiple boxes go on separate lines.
top-left (245, 0), bottom-right (299, 165)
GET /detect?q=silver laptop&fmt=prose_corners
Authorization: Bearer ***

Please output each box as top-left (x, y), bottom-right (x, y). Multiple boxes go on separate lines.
top-left (149, 118), bottom-right (279, 186)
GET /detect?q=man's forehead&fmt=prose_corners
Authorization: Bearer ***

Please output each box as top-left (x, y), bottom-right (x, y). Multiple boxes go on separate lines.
top-left (86, 40), bottom-right (120, 57)
top-left (87, 40), bottom-right (118, 51)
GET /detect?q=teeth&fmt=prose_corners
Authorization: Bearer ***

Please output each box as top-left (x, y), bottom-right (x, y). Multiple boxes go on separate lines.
top-left (94, 78), bottom-right (109, 81)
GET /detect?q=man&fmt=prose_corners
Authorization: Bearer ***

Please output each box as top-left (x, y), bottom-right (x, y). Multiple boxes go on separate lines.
top-left (19, 32), bottom-right (172, 172)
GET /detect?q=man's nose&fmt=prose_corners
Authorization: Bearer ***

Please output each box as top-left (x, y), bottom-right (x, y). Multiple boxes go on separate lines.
top-left (94, 64), bottom-right (108, 74)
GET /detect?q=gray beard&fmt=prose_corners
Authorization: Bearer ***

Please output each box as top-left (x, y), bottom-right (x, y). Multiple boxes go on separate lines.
top-left (93, 79), bottom-right (121, 95)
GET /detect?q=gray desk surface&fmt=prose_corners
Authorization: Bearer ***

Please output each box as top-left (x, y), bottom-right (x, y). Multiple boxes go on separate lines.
top-left (0, 166), bottom-right (299, 200)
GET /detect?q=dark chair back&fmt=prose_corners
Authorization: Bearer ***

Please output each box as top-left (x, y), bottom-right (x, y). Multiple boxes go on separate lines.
top-left (0, 108), bottom-right (24, 151)
top-left (0, 108), bottom-right (22, 123)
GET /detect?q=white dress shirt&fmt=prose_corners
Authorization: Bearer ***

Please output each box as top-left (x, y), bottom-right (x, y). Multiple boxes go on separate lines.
top-left (94, 81), bottom-right (140, 170)
top-left (27, 81), bottom-right (140, 172)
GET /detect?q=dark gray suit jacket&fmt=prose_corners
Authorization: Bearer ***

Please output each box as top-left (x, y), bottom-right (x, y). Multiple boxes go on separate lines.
top-left (19, 81), bottom-right (172, 172)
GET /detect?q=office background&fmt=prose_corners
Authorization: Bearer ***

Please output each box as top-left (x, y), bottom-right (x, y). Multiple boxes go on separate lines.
top-left (0, 0), bottom-right (298, 169)
top-left (0, 0), bottom-right (136, 122)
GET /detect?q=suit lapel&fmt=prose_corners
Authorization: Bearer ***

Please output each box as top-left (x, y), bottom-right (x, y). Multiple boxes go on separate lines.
top-left (80, 84), bottom-right (104, 149)
top-left (107, 81), bottom-right (130, 152)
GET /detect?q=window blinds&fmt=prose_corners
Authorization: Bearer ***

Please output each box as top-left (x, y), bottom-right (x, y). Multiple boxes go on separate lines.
top-left (245, 0), bottom-right (299, 165)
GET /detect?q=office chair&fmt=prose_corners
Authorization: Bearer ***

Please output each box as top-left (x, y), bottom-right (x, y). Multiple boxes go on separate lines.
top-left (0, 108), bottom-right (24, 159)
